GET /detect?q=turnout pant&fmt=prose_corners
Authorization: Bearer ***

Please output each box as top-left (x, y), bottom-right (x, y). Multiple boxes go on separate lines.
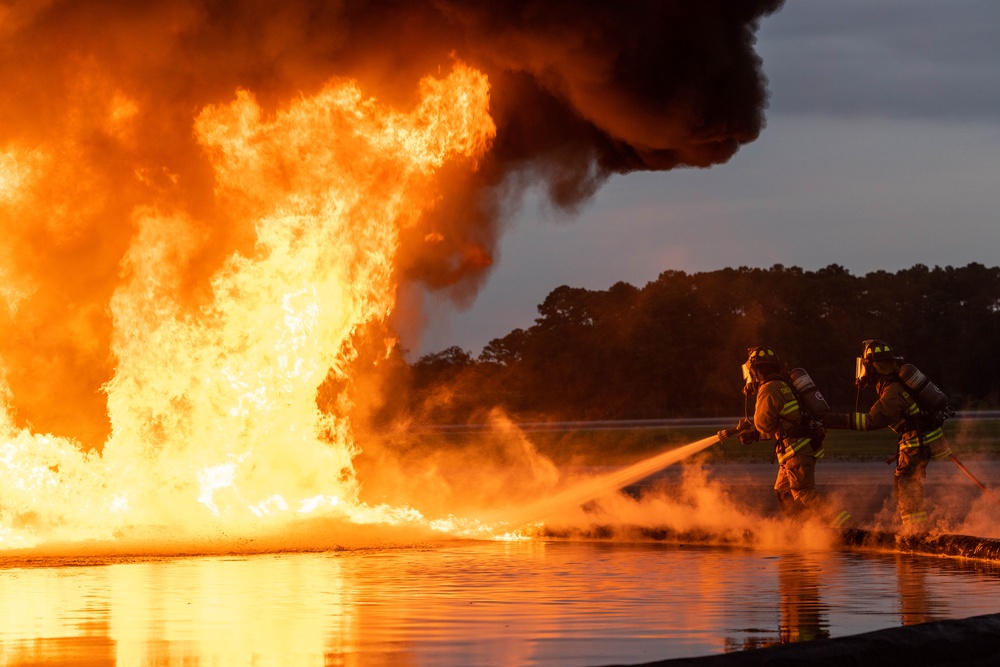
top-left (773, 450), bottom-right (851, 528)
top-left (895, 444), bottom-right (931, 527)
top-left (774, 451), bottom-right (819, 514)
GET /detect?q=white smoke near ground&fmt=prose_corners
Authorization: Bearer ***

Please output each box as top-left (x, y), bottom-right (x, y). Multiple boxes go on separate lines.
top-left (531, 460), bottom-right (841, 552)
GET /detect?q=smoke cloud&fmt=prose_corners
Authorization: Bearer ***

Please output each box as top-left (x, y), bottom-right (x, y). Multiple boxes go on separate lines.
top-left (0, 0), bottom-right (783, 446)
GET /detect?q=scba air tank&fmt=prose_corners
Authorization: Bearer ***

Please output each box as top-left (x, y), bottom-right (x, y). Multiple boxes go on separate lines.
top-left (898, 363), bottom-right (949, 413)
top-left (789, 368), bottom-right (831, 417)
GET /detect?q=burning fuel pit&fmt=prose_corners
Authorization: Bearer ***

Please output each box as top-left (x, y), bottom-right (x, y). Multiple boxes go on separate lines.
top-left (3, 430), bottom-right (1000, 666)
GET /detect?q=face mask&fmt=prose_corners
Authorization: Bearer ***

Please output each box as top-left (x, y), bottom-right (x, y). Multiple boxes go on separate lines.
top-left (855, 356), bottom-right (869, 385)
top-left (742, 361), bottom-right (755, 395)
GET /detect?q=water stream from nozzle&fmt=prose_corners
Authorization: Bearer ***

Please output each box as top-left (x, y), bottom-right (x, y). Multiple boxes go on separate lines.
top-left (508, 434), bottom-right (720, 528)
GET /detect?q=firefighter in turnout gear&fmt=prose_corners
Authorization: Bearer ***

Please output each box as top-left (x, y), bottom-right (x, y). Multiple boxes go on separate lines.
top-left (721, 347), bottom-right (850, 528)
top-left (825, 340), bottom-right (953, 531)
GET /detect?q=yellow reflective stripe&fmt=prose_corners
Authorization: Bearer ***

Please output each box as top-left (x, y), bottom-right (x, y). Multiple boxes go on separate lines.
top-left (901, 511), bottom-right (927, 525)
top-left (780, 400), bottom-right (799, 416)
top-left (831, 511), bottom-right (851, 528)
top-left (777, 439), bottom-right (813, 463)
top-left (789, 437), bottom-right (811, 452)
top-left (902, 428), bottom-right (944, 449)
top-left (776, 446), bottom-right (793, 463)
top-left (851, 413), bottom-right (869, 430)
top-left (907, 403), bottom-right (920, 415)
top-left (813, 447), bottom-right (825, 459)
top-left (922, 428), bottom-right (943, 444)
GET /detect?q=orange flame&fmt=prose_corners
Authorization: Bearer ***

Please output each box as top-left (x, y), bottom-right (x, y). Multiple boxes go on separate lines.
top-left (0, 63), bottom-right (495, 549)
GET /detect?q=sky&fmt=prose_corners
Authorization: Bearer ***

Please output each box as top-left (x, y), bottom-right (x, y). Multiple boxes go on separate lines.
top-left (415, 0), bottom-right (1000, 358)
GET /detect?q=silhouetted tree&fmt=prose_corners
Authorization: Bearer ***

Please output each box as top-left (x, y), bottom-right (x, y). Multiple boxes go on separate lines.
top-left (406, 263), bottom-right (1000, 423)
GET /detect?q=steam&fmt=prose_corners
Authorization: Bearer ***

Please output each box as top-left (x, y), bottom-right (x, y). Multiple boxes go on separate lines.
top-left (560, 465), bottom-right (843, 553)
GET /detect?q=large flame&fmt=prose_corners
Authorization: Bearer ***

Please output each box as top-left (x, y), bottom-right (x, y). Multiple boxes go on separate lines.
top-left (0, 64), bottom-right (495, 549)
top-left (0, 0), bottom-right (787, 551)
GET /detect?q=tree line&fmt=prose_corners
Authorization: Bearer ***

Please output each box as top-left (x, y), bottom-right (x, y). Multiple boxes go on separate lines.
top-left (379, 263), bottom-right (1000, 425)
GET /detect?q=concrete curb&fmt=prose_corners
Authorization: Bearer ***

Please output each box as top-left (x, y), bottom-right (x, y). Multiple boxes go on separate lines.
top-left (842, 528), bottom-right (1000, 560)
top-left (544, 526), bottom-right (1000, 563)
top-left (596, 612), bottom-right (1000, 667)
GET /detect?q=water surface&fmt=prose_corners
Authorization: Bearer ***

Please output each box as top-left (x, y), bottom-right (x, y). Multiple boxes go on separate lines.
top-left (2, 540), bottom-right (1000, 666)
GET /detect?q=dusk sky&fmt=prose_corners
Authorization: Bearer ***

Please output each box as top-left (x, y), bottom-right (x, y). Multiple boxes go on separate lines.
top-left (416, 0), bottom-right (1000, 357)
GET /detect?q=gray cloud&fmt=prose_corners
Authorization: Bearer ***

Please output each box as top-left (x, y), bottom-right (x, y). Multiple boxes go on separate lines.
top-left (758, 0), bottom-right (1000, 120)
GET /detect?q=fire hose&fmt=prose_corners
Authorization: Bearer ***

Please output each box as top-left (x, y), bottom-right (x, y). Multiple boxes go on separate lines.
top-left (949, 454), bottom-right (1000, 505)
top-left (717, 418), bottom-right (754, 443)
top-left (717, 426), bottom-right (741, 441)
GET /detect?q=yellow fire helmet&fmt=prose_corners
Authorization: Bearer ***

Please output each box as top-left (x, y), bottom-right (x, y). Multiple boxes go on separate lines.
top-left (743, 346), bottom-right (781, 393)
top-left (856, 339), bottom-right (900, 385)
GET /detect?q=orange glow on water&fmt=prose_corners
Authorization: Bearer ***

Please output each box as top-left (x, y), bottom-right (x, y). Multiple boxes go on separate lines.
top-left (4, 542), bottom-right (1000, 666)
top-left (0, 64), bottom-right (496, 549)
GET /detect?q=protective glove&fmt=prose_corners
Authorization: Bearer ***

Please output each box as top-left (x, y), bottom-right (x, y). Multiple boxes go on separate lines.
top-left (739, 429), bottom-right (760, 445)
top-left (719, 418), bottom-right (755, 441)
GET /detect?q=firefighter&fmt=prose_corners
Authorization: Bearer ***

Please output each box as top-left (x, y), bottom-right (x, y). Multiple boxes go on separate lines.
top-left (723, 346), bottom-right (851, 527)
top-left (825, 340), bottom-right (952, 531)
